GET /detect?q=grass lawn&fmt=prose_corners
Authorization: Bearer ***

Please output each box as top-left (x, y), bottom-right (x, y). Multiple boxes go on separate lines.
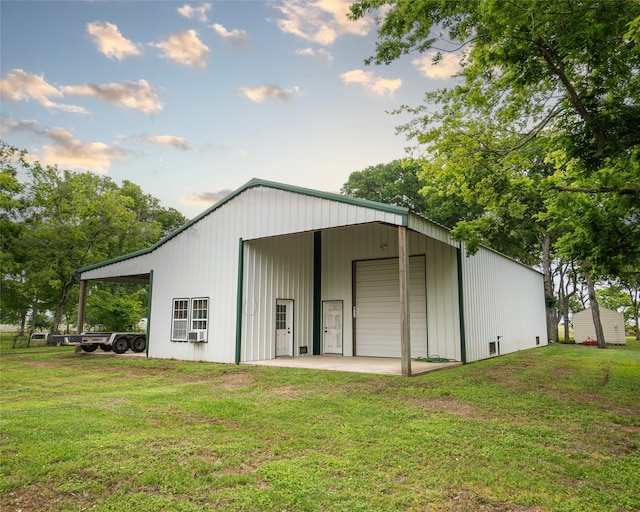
top-left (1, 338), bottom-right (638, 511)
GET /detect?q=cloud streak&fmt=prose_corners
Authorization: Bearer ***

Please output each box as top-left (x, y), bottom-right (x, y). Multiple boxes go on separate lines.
top-left (154, 30), bottom-right (209, 68)
top-left (63, 80), bottom-right (162, 114)
top-left (42, 127), bottom-right (129, 173)
top-left (0, 69), bottom-right (87, 113)
top-left (2, 117), bottom-right (128, 173)
top-left (177, 3), bottom-right (211, 23)
top-left (272, 0), bottom-right (372, 46)
top-left (341, 69), bottom-right (401, 97)
top-left (211, 23), bottom-right (248, 47)
top-left (184, 188), bottom-right (234, 205)
top-left (87, 21), bottom-right (141, 60)
top-left (141, 135), bottom-right (190, 151)
top-left (237, 84), bottom-right (299, 103)
top-left (412, 52), bottom-right (462, 79)
top-left (295, 47), bottom-right (333, 65)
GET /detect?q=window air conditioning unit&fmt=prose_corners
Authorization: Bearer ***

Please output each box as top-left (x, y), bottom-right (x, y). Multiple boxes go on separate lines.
top-left (188, 330), bottom-right (207, 343)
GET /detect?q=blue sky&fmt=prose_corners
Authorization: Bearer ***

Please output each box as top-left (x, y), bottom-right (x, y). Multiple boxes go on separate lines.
top-left (1, 0), bottom-right (460, 218)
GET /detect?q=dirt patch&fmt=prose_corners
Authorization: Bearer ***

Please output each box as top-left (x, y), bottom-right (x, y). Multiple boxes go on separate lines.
top-left (216, 370), bottom-right (254, 390)
top-left (413, 397), bottom-right (490, 421)
top-left (439, 491), bottom-right (543, 511)
top-left (1, 482), bottom-right (90, 512)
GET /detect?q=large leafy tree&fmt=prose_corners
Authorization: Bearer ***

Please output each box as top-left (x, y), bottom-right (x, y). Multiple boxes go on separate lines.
top-left (0, 146), bottom-right (29, 332)
top-left (350, 0), bottom-right (640, 346)
top-left (341, 159), bottom-right (485, 228)
top-left (0, 142), bottom-right (186, 334)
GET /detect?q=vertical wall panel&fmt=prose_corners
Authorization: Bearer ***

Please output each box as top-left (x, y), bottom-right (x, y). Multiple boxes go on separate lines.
top-left (241, 232), bottom-right (314, 362)
top-left (322, 224), bottom-right (461, 360)
top-left (460, 245), bottom-right (548, 362)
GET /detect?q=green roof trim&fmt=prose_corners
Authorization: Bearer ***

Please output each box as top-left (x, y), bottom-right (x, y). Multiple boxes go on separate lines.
top-left (78, 178), bottom-right (409, 274)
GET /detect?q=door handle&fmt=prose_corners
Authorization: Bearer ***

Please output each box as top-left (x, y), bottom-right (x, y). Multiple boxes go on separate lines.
top-left (287, 328), bottom-right (291, 334)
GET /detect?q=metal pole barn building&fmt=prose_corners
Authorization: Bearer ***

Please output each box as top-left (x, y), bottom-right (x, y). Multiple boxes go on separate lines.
top-left (77, 179), bottom-right (548, 374)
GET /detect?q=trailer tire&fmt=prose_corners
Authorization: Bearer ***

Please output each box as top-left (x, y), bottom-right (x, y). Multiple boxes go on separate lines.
top-left (99, 344), bottom-right (112, 352)
top-left (131, 336), bottom-right (146, 353)
top-left (80, 344), bottom-right (99, 352)
top-left (112, 336), bottom-right (129, 354)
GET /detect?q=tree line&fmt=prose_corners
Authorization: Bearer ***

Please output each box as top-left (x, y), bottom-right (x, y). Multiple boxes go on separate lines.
top-left (1, 142), bottom-right (186, 335)
top-left (344, 0), bottom-right (640, 345)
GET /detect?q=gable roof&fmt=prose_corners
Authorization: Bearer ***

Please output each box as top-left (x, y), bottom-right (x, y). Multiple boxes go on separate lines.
top-left (79, 178), bottom-right (412, 273)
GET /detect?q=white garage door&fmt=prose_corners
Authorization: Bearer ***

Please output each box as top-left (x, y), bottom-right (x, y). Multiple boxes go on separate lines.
top-left (355, 256), bottom-right (428, 358)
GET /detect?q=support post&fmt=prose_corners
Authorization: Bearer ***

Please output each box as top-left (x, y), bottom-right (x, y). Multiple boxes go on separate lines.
top-left (76, 279), bottom-right (87, 334)
top-left (398, 226), bottom-right (411, 377)
top-left (235, 238), bottom-right (244, 365)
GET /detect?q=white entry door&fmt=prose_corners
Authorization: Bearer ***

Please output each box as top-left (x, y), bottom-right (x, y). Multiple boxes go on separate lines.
top-left (275, 299), bottom-right (293, 357)
top-left (323, 301), bottom-right (343, 355)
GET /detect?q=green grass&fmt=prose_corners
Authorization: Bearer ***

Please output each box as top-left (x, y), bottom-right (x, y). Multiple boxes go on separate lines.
top-left (1, 339), bottom-right (639, 511)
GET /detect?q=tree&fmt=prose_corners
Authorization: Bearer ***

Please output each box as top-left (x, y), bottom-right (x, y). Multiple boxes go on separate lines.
top-left (0, 141), bottom-right (187, 335)
top-left (1, 145), bottom-right (31, 334)
top-left (85, 284), bottom-right (145, 332)
top-left (341, 159), bottom-right (485, 228)
top-left (350, 0), bottom-right (640, 347)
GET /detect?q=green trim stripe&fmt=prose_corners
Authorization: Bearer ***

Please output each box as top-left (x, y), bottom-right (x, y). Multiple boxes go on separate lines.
top-left (78, 178), bottom-right (409, 274)
top-left (145, 270), bottom-right (153, 358)
top-left (456, 248), bottom-right (467, 364)
top-left (235, 238), bottom-right (244, 365)
top-left (312, 231), bottom-right (322, 355)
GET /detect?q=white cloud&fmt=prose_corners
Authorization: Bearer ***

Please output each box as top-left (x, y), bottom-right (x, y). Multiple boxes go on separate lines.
top-left (412, 52), bottom-right (462, 79)
top-left (63, 79), bottom-right (162, 115)
top-left (141, 135), bottom-right (190, 151)
top-left (184, 188), bottom-right (233, 205)
top-left (154, 30), bottom-right (209, 68)
top-left (272, 0), bottom-right (372, 46)
top-left (0, 69), bottom-right (87, 113)
top-left (87, 21), bottom-right (141, 60)
top-left (295, 47), bottom-right (333, 65)
top-left (341, 69), bottom-right (401, 97)
top-left (177, 3), bottom-right (211, 23)
top-left (237, 85), bottom-right (299, 103)
top-left (211, 23), bottom-right (248, 47)
top-left (2, 118), bottom-right (129, 173)
top-left (42, 127), bottom-right (128, 173)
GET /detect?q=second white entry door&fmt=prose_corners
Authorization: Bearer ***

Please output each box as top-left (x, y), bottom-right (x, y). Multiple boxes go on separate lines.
top-left (275, 299), bottom-right (293, 357)
top-left (323, 301), bottom-right (343, 355)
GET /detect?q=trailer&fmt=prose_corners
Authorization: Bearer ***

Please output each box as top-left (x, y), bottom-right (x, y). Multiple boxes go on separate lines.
top-left (73, 332), bottom-right (147, 354)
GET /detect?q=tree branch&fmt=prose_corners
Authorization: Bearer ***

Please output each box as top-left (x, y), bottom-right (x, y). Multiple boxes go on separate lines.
top-left (556, 186), bottom-right (640, 195)
top-left (534, 36), bottom-right (607, 153)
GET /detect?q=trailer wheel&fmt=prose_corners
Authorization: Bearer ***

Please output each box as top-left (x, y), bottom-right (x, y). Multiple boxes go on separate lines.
top-left (99, 344), bottom-right (112, 352)
top-left (112, 336), bottom-right (129, 354)
top-left (80, 344), bottom-right (99, 352)
top-left (131, 336), bottom-right (146, 353)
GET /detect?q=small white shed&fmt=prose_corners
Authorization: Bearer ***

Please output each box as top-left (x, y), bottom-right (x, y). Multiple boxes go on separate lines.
top-left (573, 307), bottom-right (626, 345)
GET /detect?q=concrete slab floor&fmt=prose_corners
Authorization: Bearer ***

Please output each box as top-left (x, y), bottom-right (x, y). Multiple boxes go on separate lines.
top-left (242, 355), bottom-right (462, 376)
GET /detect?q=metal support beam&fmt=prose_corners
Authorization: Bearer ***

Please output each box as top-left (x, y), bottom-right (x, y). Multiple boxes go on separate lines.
top-left (398, 226), bottom-right (411, 377)
top-left (76, 279), bottom-right (87, 334)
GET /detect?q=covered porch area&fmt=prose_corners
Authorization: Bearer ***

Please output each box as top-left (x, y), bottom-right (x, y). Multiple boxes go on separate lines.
top-left (242, 355), bottom-right (462, 376)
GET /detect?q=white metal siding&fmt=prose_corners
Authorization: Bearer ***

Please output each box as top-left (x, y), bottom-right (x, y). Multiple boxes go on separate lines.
top-left (407, 213), bottom-right (457, 247)
top-left (232, 187), bottom-right (405, 240)
top-left (573, 308), bottom-right (626, 345)
top-left (460, 244), bottom-right (548, 362)
top-left (77, 186), bottom-right (470, 362)
top-left (322, 224), bottom-right (461, 361)
top-left (241, 233), bottom-right (314, 361)
top-left (354, 256), bottom-right (427, 358)
top-left (79, 187), bottom-right (407, 364)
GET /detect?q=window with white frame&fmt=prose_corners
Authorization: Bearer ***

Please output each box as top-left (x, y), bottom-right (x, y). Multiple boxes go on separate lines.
top-left (191, 298), bottom-right (209, 331)
top-left (171, 298), bottom-right (189, 341)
